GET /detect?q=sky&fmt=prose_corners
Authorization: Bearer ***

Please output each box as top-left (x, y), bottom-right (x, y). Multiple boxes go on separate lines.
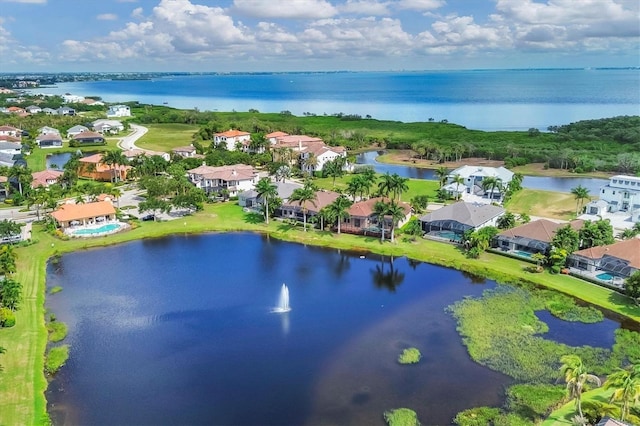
top-left (0, 0), bottom-right (638, 73)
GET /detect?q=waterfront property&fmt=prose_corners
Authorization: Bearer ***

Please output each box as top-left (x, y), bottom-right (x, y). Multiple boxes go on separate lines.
top-left (78, 153), bottom-right (131, 182)
top-left (445, 165), bottom-right (514, 200)
top-left (568, 238), bottom-right (640, 288)
top-left (66, 125), bottom-right (89, 139)
top-left (238, 180), bottom-right (301, 209)
top-left (35, 133), bottom-right (63, 148)
top-left (106, 104), bottom-right (131, 118)
top-left (50, 200), bottom-right (117, 231)
top-left (493, 219), bottom-right (584, 258)
top-left (278, 189), bottom-right (340, 223)
top-left (187, 163), bottom-right (258, 197)
top-left (340, 197), bottom-right (412, 235)
top-left (31, 169), bottom-right (63, 188)
top-left (72, 131), bottom-right (105, 145)
top-left (586, 175), bottom-right (640, 223)
top-left (271, 134), bottom-right (348, 173)
top-left (419, 202), bottom-right (505, 240)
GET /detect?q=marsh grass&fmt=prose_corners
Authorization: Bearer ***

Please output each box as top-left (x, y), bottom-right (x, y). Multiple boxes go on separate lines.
top-left (383, 408), bottom-right (420, 426)
top-left (49, 286), bottom-right (63, 295)
top-left (46, 322), bottom-right (67, 343)
top-left (44, 345), bottom-right (69, 375)
top-left (397, 348), bottom-right (422, 365)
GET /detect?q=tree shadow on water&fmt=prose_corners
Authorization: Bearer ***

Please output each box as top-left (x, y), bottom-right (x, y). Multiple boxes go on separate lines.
top-left (371, 255), bottom-right (405, 292)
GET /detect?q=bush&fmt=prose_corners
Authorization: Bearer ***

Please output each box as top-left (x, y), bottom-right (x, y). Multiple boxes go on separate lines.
top-left (398, 347), bottom-right (422, 364)
top-left (383, 408), bottom-right (420, 426)
top-left (45, 345), bottom-right (69, 374)
top-left (0, 307), bottom-right (16, 327)
top-left (454, 407), bottom-right (501, 426)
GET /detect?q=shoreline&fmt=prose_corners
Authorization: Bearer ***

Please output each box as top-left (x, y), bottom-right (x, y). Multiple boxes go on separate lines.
top-left (4, 203), bottom-right (640, 424)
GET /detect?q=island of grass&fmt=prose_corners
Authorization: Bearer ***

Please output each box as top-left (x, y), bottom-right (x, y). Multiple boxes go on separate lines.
top-left (398, 347), bottom-right (422, 365)
top-left (384, 407), bottom-right (420, 426)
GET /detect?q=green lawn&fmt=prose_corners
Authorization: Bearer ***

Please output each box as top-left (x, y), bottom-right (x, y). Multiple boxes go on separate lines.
top-left (1, 202), bottom-right (639, 425)
top-left (542, 388), bottom-right (614, 426)
top-left (27, 138), bottom-right (124, 172)
top-left (313, 175), bottom-right (440, 203)
top-left (505, 189), bottom-right (579, 220)
top-left (135, 123), bottom-right (200, 152)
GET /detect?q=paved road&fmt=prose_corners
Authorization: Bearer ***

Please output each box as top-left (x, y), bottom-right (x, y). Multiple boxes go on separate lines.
top-left (117, 123), bottom-right (148, 150)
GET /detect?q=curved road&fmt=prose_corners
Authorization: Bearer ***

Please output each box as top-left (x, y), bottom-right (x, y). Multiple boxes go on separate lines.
top-left (117, 123), bottom-right (148, 151)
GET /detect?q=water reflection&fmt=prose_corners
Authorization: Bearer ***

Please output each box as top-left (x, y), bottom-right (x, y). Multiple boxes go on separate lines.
top-left (370, 255), bottom-right (405, 292)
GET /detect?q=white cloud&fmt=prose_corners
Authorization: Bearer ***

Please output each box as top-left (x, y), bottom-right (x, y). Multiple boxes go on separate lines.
top-left (97, 13), bottom-right (118, 21)
top-left (0, 0), bottom-right (46, 3)
top-left (338, 0), bottom-right (391, 15)
top-left (233, 0), bottom-right (337, 19)
top-left (396, 0), bottom-right (444, 11)
top-left (131, 7), bottom-right (143, 18)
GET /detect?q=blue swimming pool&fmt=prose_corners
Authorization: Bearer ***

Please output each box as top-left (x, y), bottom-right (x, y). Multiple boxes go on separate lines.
top-left (433, 230), bottom-right (462, 241)
top-left (596, 272), bottom-right (614, 281)
top-left (514, 250), bottom-right (533, 258)
top-left (71, 223), bottom-right (121, 236)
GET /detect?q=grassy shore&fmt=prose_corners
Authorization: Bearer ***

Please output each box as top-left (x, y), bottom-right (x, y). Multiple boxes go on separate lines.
top-left (2, 200), bottom-right (639, 424)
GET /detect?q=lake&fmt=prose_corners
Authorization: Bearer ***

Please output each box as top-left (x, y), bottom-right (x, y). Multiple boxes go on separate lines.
top-left (45, 233), bottom-right (624, 425)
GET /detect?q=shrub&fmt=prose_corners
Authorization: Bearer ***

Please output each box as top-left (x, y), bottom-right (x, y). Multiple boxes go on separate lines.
top-left (45, 345), bottom-right (69, 374)
top-left (0, 307), bottom-right (16, 327)
top-left (454, 407), bottom-right (501, 426)
top-left (398, 347), bottom-right (422, 364)
top-left (383, 408), bottom-right (420, 426)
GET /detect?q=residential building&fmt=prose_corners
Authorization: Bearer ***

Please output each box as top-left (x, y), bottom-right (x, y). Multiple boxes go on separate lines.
top-left (278, 190), bottom-right (340, 224)
top-left (586, 175), bottom-right (640, 223)
top-left (25, 105), bottom-right (42, 114)
top-left (92, 119), bottom-right (124, 134)
top-left (493, 219), bottom-right (584, 257)
top-left (271, 134), bottom-right (348, 172)
top-left (56, 106), bottom-right (76, 116)
top-left (446, 165), bottom-right (514, 200)
top-left (79, 153), bottom-right (131, 181)
top-left (213, 129), bottom-right (251, 151)
top-left (38, 126), bottom-right (60, 136)
top-left (36, 133), bottom-right (63, 148)
top-left (67, 125), bottom-right (89, 138)
top-left (32, 170), bottom-right (63, 188)
top-left (107, 104), bottom-right (131, 117)
top-left (187, 164), bottom-right (258, 196)
top-left (50, 201), bottom-right (116, 229)
top-left (41, 107), bottom-right (56, 115)
top-left (341, 197), bottom-right (412, 235)
top-left (569, 238), bottom-right (640, 286)
top-left (0, 141), bottom-right (22, 156)
top-left (62, 94), bottom-right (85, 103)
top-left (238, 181), bottom-right (302, 208)
top-left (266, 131), bottom-right (289, 145)
top-left (72, 131), bottom-right (105, 145)
top-left (0, 125), bottom-right (21, 138)
top-left (172, 145), bottom-right (202, 158)
top-left (419, 202), bottom-right (505, 238)
top-left (123, 149), bottom-right (171, 162)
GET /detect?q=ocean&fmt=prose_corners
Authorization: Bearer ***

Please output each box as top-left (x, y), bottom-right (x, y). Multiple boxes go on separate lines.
top-left (39, 69), bottom-right (639, 131)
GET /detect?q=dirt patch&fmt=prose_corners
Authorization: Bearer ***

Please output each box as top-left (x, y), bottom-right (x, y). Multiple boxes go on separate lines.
top-left (379, 150), bottom-right (505, 170)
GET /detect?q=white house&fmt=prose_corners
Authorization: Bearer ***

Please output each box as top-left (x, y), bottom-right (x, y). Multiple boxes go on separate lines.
top-left (0, 141), bottom-right (22, 155)
top-left (25, 105), bottom-right (42, 114)
top-left (446, 165), bottom-right (514, 200)
top-left (187, 164), bottom-right (258, 197)
top-left (0, 125), bottom-right (21, 138)
top-left (213, 129), bottom-right (251, 151)
top-left (38, 126), bottom-right (60, 136)
top-left (62, 94), bottom-right (85, 103)
top-left (107, 104), bottom-right (131, 117)
top-left (300, 143), bottom-right (347, 174)
top-left (67, 125), bottom-right (89, 139)
top-left (586, 175), bottom-right (640, 223)
top-left (92, 119), bottom-right (124, 134)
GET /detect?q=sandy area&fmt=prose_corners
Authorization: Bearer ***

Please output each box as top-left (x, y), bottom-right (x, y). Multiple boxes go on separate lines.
top-left (378, 150), bottom-right (505, 170)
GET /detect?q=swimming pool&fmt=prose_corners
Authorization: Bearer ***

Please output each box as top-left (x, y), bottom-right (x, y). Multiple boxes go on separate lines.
top-left (431, 230), bottom-right (462, 242)
top-left (71, 223), bottom-right (122, 236)
top-left (596, 272), bottom-right (614, 281)
top-left (514, 250), bottom-right (533, 258)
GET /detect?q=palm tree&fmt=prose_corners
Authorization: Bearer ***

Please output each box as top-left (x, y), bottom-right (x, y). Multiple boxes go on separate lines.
top-left (604, 364), bottom-right (640, 422)
top-left (560, 354), bottom-right (602, 422)
top-left (386, 201), bottom-right (407, 243)
top-left (571, 185), bottom-right (590, 216)
top-left (255, 177), bottom-right (278, 225)
top-left (482, 176), bottom-right (502, 201)
top-left (360, 168), bottom-right (377, 198)
top-left (326, 194), bottom-right (352, 234)
top-left (302, 153), bottom-right (317, 176)
top-left (390, 174), bottom-right (409, 201)
top-left (452, 174), bottom-right (465, 200)
top-left (102, 150), bottom-right (129, 183)
top-left (373, 200), bottom-right (390, 242)
top-left (378, 173), bottom-right (395, 198)
top-left (435, 166), bottom-right (449, 188)
top-left (109, 187), bottom-right (123, 208)
top-left (8, 165), bottom-right (32, 196)
top-left (289, 184), bottom-right (317, 232)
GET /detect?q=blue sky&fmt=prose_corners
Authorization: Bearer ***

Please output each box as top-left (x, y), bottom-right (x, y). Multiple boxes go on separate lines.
top-left (0, 0), bottom-right (638, 72)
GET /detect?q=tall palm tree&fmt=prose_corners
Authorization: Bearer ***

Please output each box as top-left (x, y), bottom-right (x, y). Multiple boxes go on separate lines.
top-left (482, 176), bottom-right (503, 201)
top-left (560, 354), bottom-right (602, 422)
top-left (390, 174), bottom-right (409, 201)
top-left (326, 194), bottom-right (352, 234)
top-left (373, 200), bottom-right (391, 242)
top-left (435, 166), bottom-right (449, 188)
top-left (452, 174), bottom-right (465, 200)
top-left (378, 173), bottom-right (395, 198)
top-left (8, 165), bottom-right (32, 196)
top-left (571, 185), bottom-right (590, 216)
top-left (386, 201), bottom-right (407, 243)
top-left (109, 187), bottom-right (123, 208)
top-left (102, 150), bottom-right (129, 183)
top-left (604, 364), bottom-right (640, 422)
top-left (302, 153), bottom-right (317, 176)
top-left (255, 177), bottom-right (278, 225)
top-left (289, 184), bottom-right (317, 232)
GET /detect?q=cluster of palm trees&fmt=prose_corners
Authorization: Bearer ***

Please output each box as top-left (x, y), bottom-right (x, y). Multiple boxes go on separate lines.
top-left (560, 354), bottom-right (640, 425)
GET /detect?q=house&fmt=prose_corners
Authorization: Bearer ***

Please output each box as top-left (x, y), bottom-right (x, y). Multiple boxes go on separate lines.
top-left (66, 125), bottom-right (89, 138)
top-left (92, 119), bottom-right (124, 134)
top-left (238, 181), bottom-right (302, 208)
top-left (107, 104), bottom-right (131, 117)
top-left (586, 175), bottom-right (640, 223)
top-left (42, 107), bottom-right (57, 115)
top-left (7, 107), bottom-right (25, 115)
top-left (0, 176), bottom-right (8, 199)
top-left (278, 190), bottom-right (340, 224)
top-left (78, 153), bottom-right (131, 181)
top-left (213, 129), bottom-right (251, 151)
top-left (0, 152), bottom-right (24, 168)
top-left (172, 145), bottom-right (199, 158)
top-left (419, 202), bottom-right (505, 239)
top-left (81, 98), bottom-right (104, 106)
top-left (62, 94), bottom-right (85, 103)
top-left (0, 125), bottom-right (21, 138)
top-left (493, 219), bottom-right (584, 257)
top-left (568, 238), bottom-right (640, 285)
top-left (56, 106), bottom-right (76, 116)
top-left (72, 131), bottom-right (105, 145)
top-left (38, 126), bottom-right (60, 136)
top-left (25, 105), bottom-right (42, 114)
top-left (50, 201), bottom-right (117, 229)
top-left (0, 141), bottom-right (22, 156)
top-left (300, 143), bottom-right (347, 174)
top-left (266, 131), bottom-right (289, 145)
top-left (31, 170), bottom-right (63, 188)
top-left (341, 197), bottom-right (412, 235)
top-left (36, 133), bottom-right (63, 148)
top-left (446, 165), bottom-right (514, 200)
top-left (271, 134), bottom-right (348, 172)
top-left (187, 164), bottom-right (258, 196)
top-left (123, 149), bottom-right (171, 162)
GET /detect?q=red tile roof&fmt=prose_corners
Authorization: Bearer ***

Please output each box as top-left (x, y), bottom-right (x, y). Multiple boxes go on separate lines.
top-left (348, 197), bottom-right (411, 217)
top-left (215, 129), bottom-right (250, 137)
top-left (32, 170), bottom-right (63, 187)
top-left (573, 238), bottom-right (640, 269)
top-left (51, 201), bottom-right (116, 222)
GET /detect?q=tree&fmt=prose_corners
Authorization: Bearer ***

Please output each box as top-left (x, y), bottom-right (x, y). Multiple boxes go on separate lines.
top-left (482, 176), bottom-right (503, 201)
top-left (571, 185), bottom-right (590, 216)
top-left (496, 212), bottom-right (516, 229)
top-left (579, 220), bottom-right (614, 249)
top-left (0, 245), bottom-right (17, 276)
top-left (289, 183), bottom-right (317, 232)
top-left (385, 201), bottom-right (408, 243)
top-left (410, 195), bottom-right (429, 214)
top-left (553, 225), bottom-right (580, 253)
top-left (435, 166), bottom-right (449, 188)
top-left (373, 200), bottom-right (389, 242)
top-left (323, 157), bottom-right (346, 186)
top-left (102, 150), bottom-right (129, 183)
top-left (0, 220), bottom-right (21, 241)
top-left (560, 354), bottom-right (602, 422)
top-left (138, 197), bottom-right (171, 221)
top-left (604, 364), bottom-right (640, 422)
top-left (8, 165), bottom-right (32, 196)
top-left (326, 194), bottom-right (352, 234)
top-left (301, 153), bottom-right (317, 176)
top-left (255, 178), bottom-right (278, 225)
top-left (625, 271), bottom-right (640, 305)
top-left (0, 278), bottom-right (22, 311)
top-left (452, 174), bottom-right (464, 200)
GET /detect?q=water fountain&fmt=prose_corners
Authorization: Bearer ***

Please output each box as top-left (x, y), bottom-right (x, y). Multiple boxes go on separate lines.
top-left (272, 283), bottom-right (291, 313)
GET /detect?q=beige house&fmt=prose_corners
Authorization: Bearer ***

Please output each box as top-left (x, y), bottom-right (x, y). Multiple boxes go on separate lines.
top-left (51, 201), bottom-right (117, 229)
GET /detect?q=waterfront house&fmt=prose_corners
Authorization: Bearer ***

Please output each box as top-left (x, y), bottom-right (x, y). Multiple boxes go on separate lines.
top-left (213, 129), bottom-right (251, 151)
top-left (419, 202), bottom-right (505, 239)
top-left (50, 201), bottom-right (116, 229)
top-left (278, 190), bottom-right (340, 225)
top-left (585, 175), bottom-right (640, 223)
top-left (107, 104), bottom-right (131, 117)
top-left (340, 197), bottom-right (412, 235)
top-left (446, 165), bottom-right (514, 200)
top-left (31, 170), bottom-right (63, 188)
top-left (568, 238), bottom-right (640, 286)
top-left (72, 131), bottom-right (106, 145)
top-left (187, 164), bottom-right (258, 197)
top-left (271, 134), bottom-right (348, 173)
top-left (238, 181), bottom-right (301, 209)
top-left (36, 133), bottom-right (63, 148)
top-left (79, 153), bottom-right (130, 182)
top-left (66, 125), bottom-right (89, 138)
top-left (493, 219), bottom-right (584, 257)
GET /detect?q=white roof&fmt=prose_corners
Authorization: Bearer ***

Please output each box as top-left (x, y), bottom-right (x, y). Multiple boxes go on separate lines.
top-left (449, 165), bottom-right (514, 181)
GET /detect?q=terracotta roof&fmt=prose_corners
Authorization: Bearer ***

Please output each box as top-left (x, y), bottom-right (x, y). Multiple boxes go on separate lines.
top-left (0, 135), bottom-right (21, 143)
top-left (188, 164), bottom-right (257, 181)
top-left (348, 197), bottom-right (411, 217)
top-left (275, 135), bottom-right (324, 145)
top-left (572, 238), bottom-right (640, 269)
top-left (80, 153), bottom-right (103, 164)
top-left (32, 170), bottom-right (63, 187)
top-left (0, 125), bottom-right (19, 132)
top-left (215, 129), bottom-right (250, 137)
top-left (284, 190), bottom-right (340, 213)
top-left (498, 219), bottom-right (583, 243)
top-left (79, 153), bottom-right (129, 172)
top-left (266, 131), bottom-right (289, 138)
top-left (51, 201), bottom-right (116, 222)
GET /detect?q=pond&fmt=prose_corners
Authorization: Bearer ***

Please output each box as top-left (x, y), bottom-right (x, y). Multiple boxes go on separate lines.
top-left (355, 151), bottom-right (609, 195)
top-left (45, 152), bottom-right (73, 170)
top-left (45, 233), bottom-right (625, 425)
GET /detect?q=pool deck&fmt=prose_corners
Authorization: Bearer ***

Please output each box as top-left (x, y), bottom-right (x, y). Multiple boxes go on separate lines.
top-left (568, 267), bottom-right (626, 290)
top-left (65, 221), bottom-right (129, 238)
